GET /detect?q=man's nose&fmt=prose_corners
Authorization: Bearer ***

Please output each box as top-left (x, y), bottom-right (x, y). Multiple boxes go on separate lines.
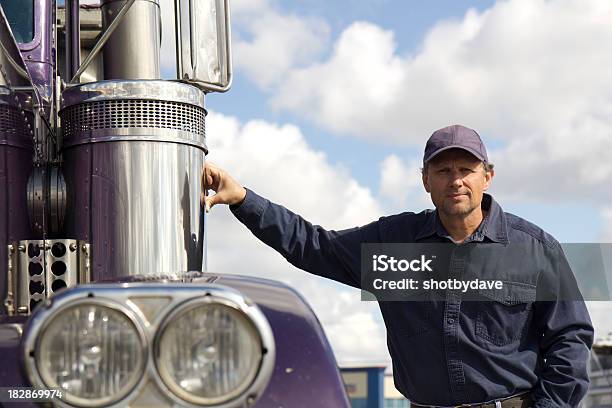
top-left (449, 171), bottom-right (463, 187)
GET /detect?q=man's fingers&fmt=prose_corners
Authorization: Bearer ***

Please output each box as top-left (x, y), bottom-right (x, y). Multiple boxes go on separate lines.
top-left (201, 162), bottom-right (243, 210)
top-left (205, 192), bottom-right (222, 213)
top-left (204, 197), bottom-right (212, 213)
top-left (202, 164), bottom-right (221, 191)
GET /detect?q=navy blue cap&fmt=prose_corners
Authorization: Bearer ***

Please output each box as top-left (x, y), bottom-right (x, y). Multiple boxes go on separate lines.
top-left (423, 124), bottom-right (488, 165)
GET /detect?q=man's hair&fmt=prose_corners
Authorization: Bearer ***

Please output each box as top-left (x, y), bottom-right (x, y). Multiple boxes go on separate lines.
top-left (420, 161), bottom-right (495, 175)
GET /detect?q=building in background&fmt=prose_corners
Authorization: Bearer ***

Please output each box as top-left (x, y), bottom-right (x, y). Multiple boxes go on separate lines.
top-left (584, 334), bottom-right (612, 408)
top-left (341, 365), bottom-right (410, 408)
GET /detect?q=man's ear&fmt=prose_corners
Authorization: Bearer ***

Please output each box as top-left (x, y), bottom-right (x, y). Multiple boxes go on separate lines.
top-left (422, 172), bottom-right (431, 193)
top-left (483, 169), bottom-right (494, 191)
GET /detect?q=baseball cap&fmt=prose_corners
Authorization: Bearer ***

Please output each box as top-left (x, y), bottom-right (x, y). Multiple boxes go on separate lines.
top-left (423, 124), bottom-right (488, 165)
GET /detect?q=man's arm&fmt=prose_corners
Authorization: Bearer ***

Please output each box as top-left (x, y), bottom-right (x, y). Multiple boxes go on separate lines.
top-left (202, 162), bottom-right (382, 288)
top-left (531, 244), bottom-right (594, 408)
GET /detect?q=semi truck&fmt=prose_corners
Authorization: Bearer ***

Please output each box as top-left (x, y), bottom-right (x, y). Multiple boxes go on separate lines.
top-left (0, 1), bottom-right (350, 406)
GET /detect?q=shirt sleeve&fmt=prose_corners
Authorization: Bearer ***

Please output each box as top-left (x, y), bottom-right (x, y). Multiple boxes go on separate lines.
top-left (531, 243), bottom-right (594, 407)
top-left (230, 188), bottom-right (382, 288)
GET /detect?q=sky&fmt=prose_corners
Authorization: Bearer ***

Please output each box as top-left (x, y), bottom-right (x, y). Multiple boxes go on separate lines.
top-left (85, 0), bottom-right (612, 365)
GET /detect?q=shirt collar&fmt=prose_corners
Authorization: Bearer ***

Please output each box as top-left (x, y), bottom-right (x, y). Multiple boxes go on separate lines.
top-left (414, 193), bottom-right (508, 243)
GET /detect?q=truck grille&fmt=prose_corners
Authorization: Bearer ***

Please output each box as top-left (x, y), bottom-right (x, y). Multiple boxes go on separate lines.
top-left (61, 99), bottom-right (206, 139)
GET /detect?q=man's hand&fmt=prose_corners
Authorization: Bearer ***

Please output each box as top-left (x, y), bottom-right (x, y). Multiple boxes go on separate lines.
top-left (201, 162), bottom-right (247, 212)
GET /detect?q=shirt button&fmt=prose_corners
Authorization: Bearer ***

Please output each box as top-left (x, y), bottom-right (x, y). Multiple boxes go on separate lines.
top-left (447, 318), bottom-right (454, 325)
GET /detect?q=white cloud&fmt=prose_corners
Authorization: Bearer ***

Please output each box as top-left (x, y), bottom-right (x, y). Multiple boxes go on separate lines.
top-left (272, 22), bottom-right (405, 134)
top-left (379, 155), bottom-right (428, 211)
top-left (158, 0), bottom-right (329, 83)
top-left (587, 302), bottom-right (612, 342)
top-left (231, 1), bottom-right (330, 89)
top-left (272, 0), bottom-right (612, 141)
top-left (206, 112), bottom-right (383, 228)
top-left (268, 0), bottom-right (612, 205)
top-left (231, 0), bottom-right (270, 13)
top-left (205, 111), bottom-right (389, 363)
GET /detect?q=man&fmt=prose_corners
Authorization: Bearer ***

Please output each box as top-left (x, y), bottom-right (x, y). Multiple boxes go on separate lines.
top-left (203, 124), bottom-right (593, 407)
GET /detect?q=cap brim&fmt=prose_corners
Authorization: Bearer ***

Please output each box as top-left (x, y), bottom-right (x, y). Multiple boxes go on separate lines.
top-left (424, 145), bottom-right (486, 164)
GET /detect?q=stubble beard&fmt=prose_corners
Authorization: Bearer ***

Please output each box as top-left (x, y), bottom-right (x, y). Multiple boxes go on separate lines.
top-left (440, 197), bottom-right (479, 218)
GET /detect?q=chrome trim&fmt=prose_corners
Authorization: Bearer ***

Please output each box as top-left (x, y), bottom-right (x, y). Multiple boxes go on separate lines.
top-left (23, 296), bottom-right (149, 408)
top-left (78, 243), bottom-right (92, 284)
top-left (188, 0), bottom-right (197, 74)
top-left (174, 0), bottom-right (183, 77)
top-left (61, 80), bottom-right (206, 109)
top-left (22, 284), bottom-right (276, 408)
top-left (69, 0), bottom-right (137, 84)
top-left (13, 239), bottom-right (86, 315)
top-left (153, 295), bottom-right (271, 406)
top-left (4, 244), bottom-right (16, 315)
top-left (61, 129), bottom-right (207, 151)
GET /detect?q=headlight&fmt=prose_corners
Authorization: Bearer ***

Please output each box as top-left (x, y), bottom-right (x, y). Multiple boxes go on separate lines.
top-left (155, 297), bottom-right (264, 406)
top-left (24, 284), bottom-right (275, 408)
top-left (31, 299), bottom-right (147, 407)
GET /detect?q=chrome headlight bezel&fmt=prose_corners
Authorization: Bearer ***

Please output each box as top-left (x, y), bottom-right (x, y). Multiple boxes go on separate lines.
top-left (23, 296), bottom-right (149, 408)
top-left (22, 283), bottom-right (276, 408)
top-left (152, 293), bottom-right (273, 407)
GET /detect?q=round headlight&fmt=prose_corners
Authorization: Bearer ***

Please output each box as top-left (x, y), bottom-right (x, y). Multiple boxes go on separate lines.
top-left (34, 300), bottom-right (147, 407)
top-left (155, 298), bottom-right (263, 406)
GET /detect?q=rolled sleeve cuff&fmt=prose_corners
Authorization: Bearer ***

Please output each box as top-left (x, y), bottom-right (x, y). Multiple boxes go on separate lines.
top-left (229, 188), bottom-right (267, 224)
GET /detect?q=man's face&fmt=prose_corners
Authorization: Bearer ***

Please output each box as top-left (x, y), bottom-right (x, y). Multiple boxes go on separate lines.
top-left (422, 149), bottom-right (493, 218)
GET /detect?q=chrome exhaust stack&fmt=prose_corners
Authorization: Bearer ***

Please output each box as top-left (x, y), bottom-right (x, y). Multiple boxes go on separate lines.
top-left (60, 80), bottom-right (207, 280)
top-left (101, 0), bottom-right (161, 80)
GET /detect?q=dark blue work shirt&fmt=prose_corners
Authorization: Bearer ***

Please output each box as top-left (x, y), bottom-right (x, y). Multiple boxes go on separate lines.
top-left (231, 189), bottom-right (593, 407)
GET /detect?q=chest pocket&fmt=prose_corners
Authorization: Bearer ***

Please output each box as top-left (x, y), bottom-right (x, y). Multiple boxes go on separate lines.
top-left (475, 281), bottom-right (536, 347)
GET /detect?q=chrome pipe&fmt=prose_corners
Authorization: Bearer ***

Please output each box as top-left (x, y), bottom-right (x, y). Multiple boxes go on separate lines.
top-left (65, 0), bottom-right (81, 79)
top-left (101, 0), bottom-right (161, 80)
top-left (69, 0), bottom-right (137, 83)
